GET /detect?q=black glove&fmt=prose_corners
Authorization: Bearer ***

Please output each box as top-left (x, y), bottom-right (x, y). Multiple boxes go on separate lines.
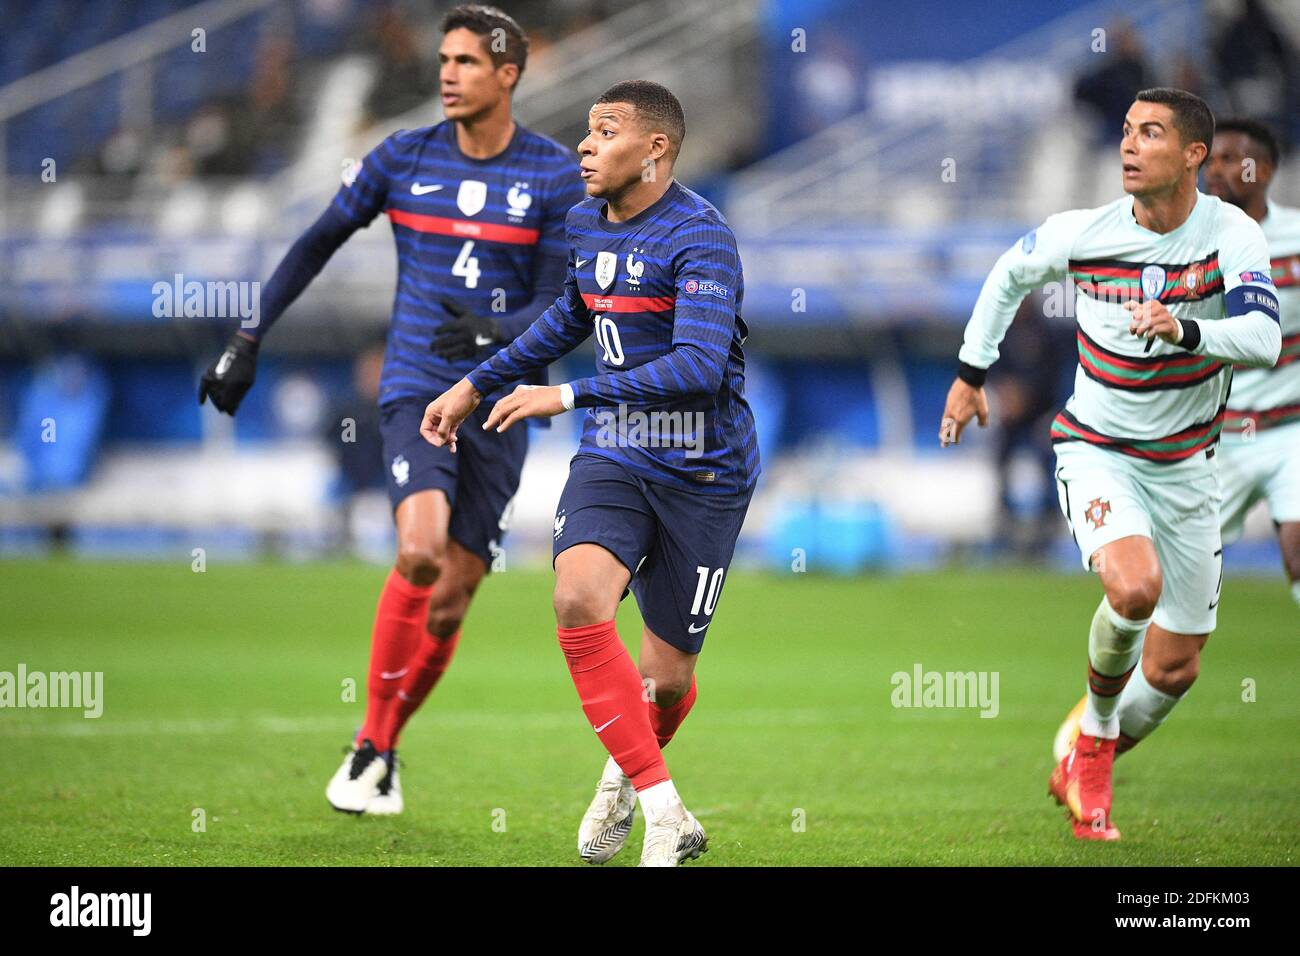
top-left (430, 299), bottom-right (500, 362)
top-left (198, 333), bottom-right (259, 415)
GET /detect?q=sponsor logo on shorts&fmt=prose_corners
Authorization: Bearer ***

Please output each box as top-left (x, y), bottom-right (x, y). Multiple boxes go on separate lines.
top-left (1085, 496), bottom-right (1111, 530)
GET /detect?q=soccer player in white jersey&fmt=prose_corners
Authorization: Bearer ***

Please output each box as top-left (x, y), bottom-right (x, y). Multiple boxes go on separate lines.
top-left (938, 88), bottom-right (1281, 841)
top-left (1204, 119), bottom-right (1300, 607)
top-left (1050, 118), bottom-right (1300, 795)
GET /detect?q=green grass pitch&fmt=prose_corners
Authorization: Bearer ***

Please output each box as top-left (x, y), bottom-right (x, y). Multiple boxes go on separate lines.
top-left (1, 558), bottom-right (1295, 866)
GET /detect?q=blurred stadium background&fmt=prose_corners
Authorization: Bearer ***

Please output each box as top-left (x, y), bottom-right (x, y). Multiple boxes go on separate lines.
top-left (2, 0), bottom-right (1299, 576)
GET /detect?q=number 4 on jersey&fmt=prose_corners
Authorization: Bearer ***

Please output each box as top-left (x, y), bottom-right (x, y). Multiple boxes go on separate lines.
top-left (453, 240), bottom-right (480, 289)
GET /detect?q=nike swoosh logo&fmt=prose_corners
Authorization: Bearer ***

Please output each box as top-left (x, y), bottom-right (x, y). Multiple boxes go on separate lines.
top-left (411, 183), bottom-right (443, 195)
top-left (379, 667), bottom-right (409, 680)
top-left (687, 622), bottom-right (709, 634)
top-left (474, 334), bottom-right (494, 347)
top-left (574, 257), bottom-right (589, 268)
top-left (592, 714), bottom-right (621, 733)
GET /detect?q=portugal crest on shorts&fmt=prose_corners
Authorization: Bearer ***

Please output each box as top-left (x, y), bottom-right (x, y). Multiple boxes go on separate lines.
top-left (595, 251), bottom-right (618, 290)
top-left (1140, 264), bottom-right (1166, 301)
top-left (1085, 496), bottom-right (1111, 530)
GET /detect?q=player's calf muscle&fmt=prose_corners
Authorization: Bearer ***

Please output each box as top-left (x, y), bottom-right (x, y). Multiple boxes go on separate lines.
top-left (1278, 522), bottom-right (1300, 581)
top-left (425, 551), bottom-right (485, 638)
top-left (426, 591), bottom-right (470, 639)
top-left (639, 629), bottom-right (696, 705)
top-left (1141, 623), bottom-right (1207, 695)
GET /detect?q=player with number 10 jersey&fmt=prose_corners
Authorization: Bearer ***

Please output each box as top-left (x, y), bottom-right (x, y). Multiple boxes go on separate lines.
top-left (421, 79), bottom-right (759, 866)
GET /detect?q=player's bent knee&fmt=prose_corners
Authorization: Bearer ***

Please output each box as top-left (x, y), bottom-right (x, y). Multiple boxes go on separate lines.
top-left (552, 579), bottom-right (615, 629)
top-left (396, 542), bottom-right (444, 586)
top-left (1106, 573), bottom-right (1162, 620)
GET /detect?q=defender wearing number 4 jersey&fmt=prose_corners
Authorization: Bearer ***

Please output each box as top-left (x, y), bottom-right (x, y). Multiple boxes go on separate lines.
top-left (423, 80), bottom-right (759, 867)
top-left (939, 89), bottom-right (1280, 843)
top-left (1203, 118), bottom-right (1300, 609)
top-left (198, 6), bottom-right (585, 818)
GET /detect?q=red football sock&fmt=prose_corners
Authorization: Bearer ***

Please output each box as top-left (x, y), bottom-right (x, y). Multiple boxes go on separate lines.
top-left (557, 620), bottom-right (668, 791)
top-left (649, 674), bottom-right (697, 749)
top-left (390, 628), bottom-right (462, 744)
top-left (357, 568), bottom-right (433, 752)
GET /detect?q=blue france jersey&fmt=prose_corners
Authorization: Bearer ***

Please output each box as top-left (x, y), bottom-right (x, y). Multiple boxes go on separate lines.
top-left (469, 181), bottom-right (760, 494)
top-left (333, 121), bottom-right (586, 404)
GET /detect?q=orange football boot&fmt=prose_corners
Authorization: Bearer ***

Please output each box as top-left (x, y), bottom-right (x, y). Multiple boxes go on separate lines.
top-left (1048, 732), bottom-right (1121, 841)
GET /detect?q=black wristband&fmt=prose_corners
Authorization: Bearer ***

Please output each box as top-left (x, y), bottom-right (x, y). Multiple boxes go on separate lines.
top-left (1176, 319), bottom-right (1201, 352)
top-left (957, 361), bottom-right (988, 388)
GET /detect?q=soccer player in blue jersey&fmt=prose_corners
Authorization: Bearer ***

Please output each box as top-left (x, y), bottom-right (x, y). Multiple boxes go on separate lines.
top-left (421, 80), bottom-right (760, 866)
top-left (196, 6), bottom-right (586, 815)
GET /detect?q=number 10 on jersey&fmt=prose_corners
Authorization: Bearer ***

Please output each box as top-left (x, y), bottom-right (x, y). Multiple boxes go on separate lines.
top-left (594, 314), bottom-right (624, 366)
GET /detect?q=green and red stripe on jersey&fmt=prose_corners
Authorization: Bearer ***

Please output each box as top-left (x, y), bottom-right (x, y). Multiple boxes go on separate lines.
top-left (1050, 405), bottom-right (1225, 462)
top-left (1233, 331), bottom-right (1300, 372)
top-left (1069, 252), bottom-right (1223, 304)
top-left (1272, 252), bottom-right (1300, 289)
top-left (1076, 325), bottom-right (1224, 390)
top-left (1224, 402), bottom-right (1300, 433)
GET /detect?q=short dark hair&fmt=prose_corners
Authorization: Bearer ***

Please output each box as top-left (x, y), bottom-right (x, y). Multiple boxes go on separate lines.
top-left (1135, 87), bottom-right (1215, 164)
top-left (440, 4), bottom-right (529, 84)
top-left (1214, 117), bottom-right (1282, 167)
top-left (596, 80), bottom-right (686, 161)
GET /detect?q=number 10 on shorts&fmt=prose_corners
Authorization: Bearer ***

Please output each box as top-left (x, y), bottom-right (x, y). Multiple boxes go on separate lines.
top-left (691, 566), bottom-right (724, 616)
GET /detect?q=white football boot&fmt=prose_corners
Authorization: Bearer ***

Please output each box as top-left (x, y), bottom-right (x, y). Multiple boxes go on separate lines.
top-left (325, 739), bottom-right (390, 814)
top-left (638, 794), bottom-right (708, 867)
top-left (365, 752), bottom-right (403, 815)
top-left (578, 756), bottom-right (637, 864)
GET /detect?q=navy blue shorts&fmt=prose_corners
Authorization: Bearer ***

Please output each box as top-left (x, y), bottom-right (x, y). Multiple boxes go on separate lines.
top-left (552, 453), bottom-right (754, 654)
top-left (380, 397), bottom-right (528, 570)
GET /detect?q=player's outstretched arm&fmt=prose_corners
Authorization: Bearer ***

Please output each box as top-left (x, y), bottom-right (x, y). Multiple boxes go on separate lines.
top-left (198, 136), bottom-right (392, 415)
top-left (939, 375), bottom-right (990, 447)
top-left (420, 378), bottom-right (483, 453)
top-left (197, 204), bottom-right (359, 415)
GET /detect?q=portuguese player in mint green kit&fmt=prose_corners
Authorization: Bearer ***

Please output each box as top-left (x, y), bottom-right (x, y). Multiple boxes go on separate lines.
top-left (1203, 119), bottom-right (1300, 608)
top-left (939, 89), bottom-right (1281, 842)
